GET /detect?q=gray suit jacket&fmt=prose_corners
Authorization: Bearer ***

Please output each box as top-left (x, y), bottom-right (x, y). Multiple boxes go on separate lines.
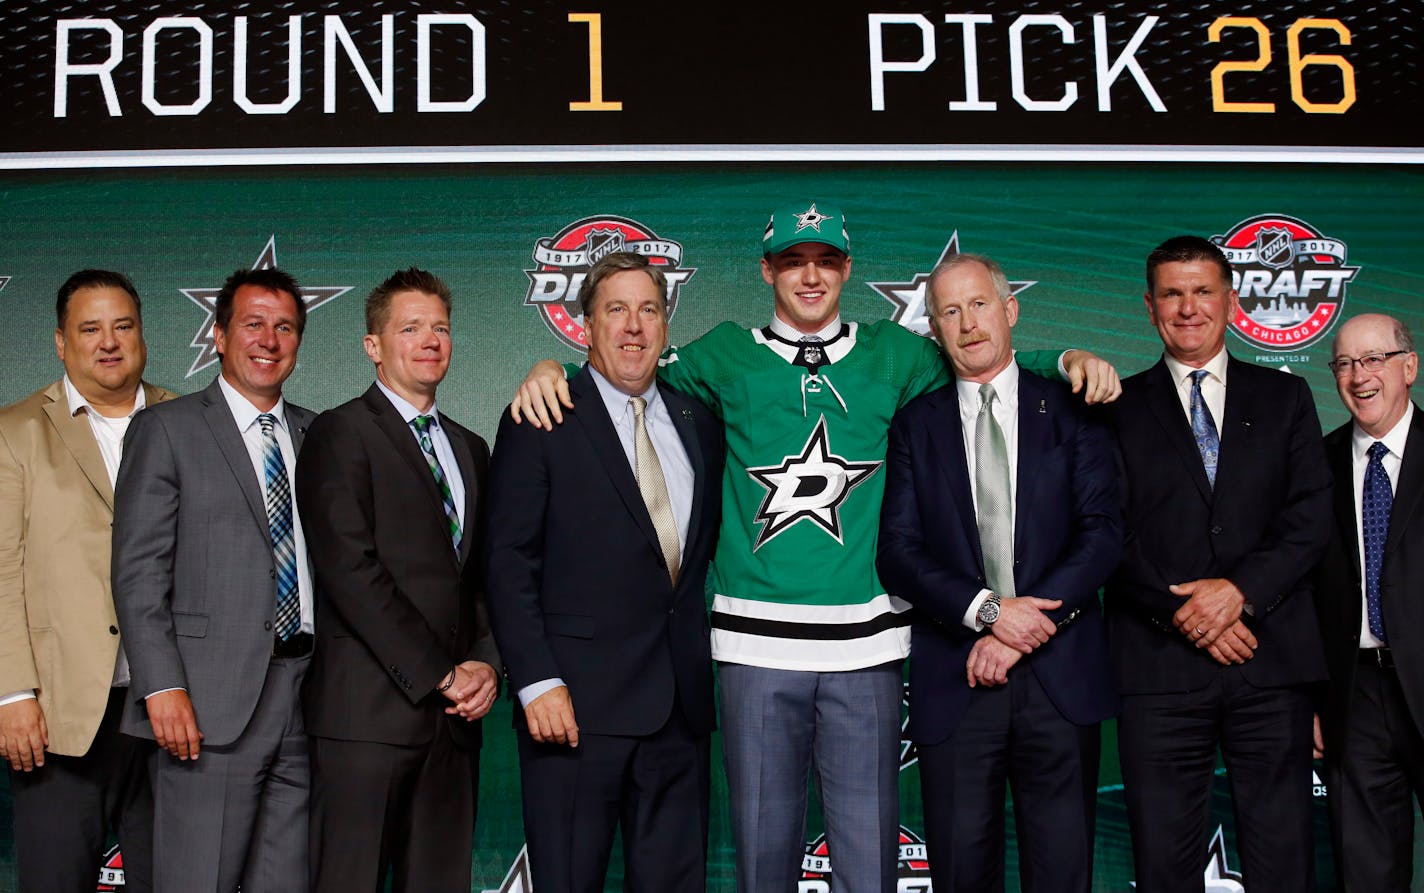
top-left (112, 377), bottom-right (315, 747)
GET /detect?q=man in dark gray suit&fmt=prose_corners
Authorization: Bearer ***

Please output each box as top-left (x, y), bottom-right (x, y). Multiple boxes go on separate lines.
top-left (113, 267), bottom-right (316, 893)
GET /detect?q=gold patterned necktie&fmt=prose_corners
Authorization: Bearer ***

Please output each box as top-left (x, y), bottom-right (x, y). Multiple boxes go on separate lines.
top-left (629, 396), bottom-right (681, 583)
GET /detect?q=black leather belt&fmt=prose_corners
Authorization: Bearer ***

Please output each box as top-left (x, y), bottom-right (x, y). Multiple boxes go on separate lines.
top-left (273, 633), bottom-right (313, 658)
top-left (1359, 647), bottom-right (1394, 669)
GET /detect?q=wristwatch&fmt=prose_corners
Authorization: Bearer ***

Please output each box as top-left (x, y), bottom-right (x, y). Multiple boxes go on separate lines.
top-left (977, 592), bottom-right (1002, 627)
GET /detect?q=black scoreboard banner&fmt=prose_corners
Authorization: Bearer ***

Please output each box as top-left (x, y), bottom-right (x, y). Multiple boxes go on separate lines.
top-left (1, 0), bottom-right (1419, 167)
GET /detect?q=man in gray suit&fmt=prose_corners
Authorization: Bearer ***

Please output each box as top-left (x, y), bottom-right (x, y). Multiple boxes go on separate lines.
top-left (113, 267), bottom-right (316, 893)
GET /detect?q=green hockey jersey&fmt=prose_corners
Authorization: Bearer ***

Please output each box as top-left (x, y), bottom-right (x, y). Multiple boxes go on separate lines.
top-left (650, 319), bottom-right (1064, 671)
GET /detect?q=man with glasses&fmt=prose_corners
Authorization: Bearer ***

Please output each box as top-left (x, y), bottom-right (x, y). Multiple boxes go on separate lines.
top-left (1106, 236), bottom-right (1331, 892)
top-left (1314, 314), bottom-right (1424, 892)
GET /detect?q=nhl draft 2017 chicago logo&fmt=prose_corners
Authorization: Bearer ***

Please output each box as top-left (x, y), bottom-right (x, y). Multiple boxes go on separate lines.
top-left (799, 825), bottom-right (932, 891)
top-left (1211, 214), bottom-right (1360, 352)
top-left (524, 215), bottom-right (695, 352)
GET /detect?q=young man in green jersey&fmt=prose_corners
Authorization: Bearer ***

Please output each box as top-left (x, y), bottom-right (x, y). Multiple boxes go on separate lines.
top-left (511, 202), bottom-right (1120, 892)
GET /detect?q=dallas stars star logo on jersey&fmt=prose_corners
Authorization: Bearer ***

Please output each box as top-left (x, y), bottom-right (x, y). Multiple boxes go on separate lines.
top-left (794, 203), bottom-right (832, 232)
top-left (746, 416), bottom-right (881, 549)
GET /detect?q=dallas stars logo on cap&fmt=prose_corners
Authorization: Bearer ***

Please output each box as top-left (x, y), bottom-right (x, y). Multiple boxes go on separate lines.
top-left (763, 201), bottom-right (850, 256)
top-left (794, 203), bottom-right (832, 232)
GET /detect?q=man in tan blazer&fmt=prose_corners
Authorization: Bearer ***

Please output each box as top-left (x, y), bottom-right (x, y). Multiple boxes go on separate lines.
top-left (0, 269), bottom-right (176, 893)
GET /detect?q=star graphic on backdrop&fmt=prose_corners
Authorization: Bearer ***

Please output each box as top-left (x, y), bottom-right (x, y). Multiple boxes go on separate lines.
top-left (867, 232), bottom-right (1036, 337)
top-left (1200, 825), bottom-right (1245, 892)
top-left (794, 203), bottom-right (832, 232)
top-left (746, 416), bottom-right (881, 549)
top-left (1130, 825), bottom-right (1242, 892)
top-left (0, 276), bottom-right (10, 293)
top-left (181, 236), bottom-right (352, 378)
top-left (482, 845), bottom-right (532, 893)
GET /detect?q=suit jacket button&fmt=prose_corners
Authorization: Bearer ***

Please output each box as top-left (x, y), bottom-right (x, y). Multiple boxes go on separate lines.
top-left (109, 625), bottom-right (119, 635)
top-left (1211, 525), bottom-right (1223, 535)
top-left (270, 569), bottom-right (277, 578)
top-left (264, 621), bottom-right (273, 631)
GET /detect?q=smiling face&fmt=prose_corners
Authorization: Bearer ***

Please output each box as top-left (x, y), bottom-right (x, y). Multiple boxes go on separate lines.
top-left (1144, 260), bottom-right (1239, 368)
top-left (1333, 314), bottom-right (1417, 439)
top-left (584, 268), bottom-right (668, 395)
top-left (364, 289), bottom-right (451, 413)
top-left (213, 284), bottom-right (302, 411)
top-left (761, 243), bottom-right (852, 335)
top-left (55, 285), bottom-right (147, 415)
top-left (928, 260), bottom-right (1018, 384)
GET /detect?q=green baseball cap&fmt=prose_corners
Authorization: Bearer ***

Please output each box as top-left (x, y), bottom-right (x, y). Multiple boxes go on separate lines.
top-left (762, 201), bottom-right (850, 256)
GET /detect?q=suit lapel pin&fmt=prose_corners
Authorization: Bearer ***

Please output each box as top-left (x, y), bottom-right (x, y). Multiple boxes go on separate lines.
top-left (681, 409), bottom-right (694, 421)
top-left (1038, 399), bottom-right (1047, 414)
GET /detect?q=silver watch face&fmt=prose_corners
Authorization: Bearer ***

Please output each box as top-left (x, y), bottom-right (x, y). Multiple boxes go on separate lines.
top-left (978, 599), bottom-right (1000, 625)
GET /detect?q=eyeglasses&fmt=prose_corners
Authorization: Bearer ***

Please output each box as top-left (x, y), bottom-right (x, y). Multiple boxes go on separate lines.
top-left (1327, 350), bottom-right (1409, 376)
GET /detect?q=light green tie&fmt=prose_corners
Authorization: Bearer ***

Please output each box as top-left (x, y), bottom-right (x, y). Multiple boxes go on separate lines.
top-left (974, 383), bottom-right (1015, 599)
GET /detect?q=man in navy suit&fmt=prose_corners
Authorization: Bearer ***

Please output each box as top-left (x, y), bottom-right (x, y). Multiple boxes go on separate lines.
top-left (484, 251), bottom-right (724, 892)
top-left (1107, 236), bottom-right (1331, 892)
top-left (878, 253), bottom-right (1121, 892)
top-left (1314, 313), bottom-right (1424, 891)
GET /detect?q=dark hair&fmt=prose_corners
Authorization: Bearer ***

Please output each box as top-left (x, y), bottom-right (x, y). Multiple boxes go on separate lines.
top-left (214, 267), bottom-right (306, 336)
top-left (366, 267), bottom-right (453, 334)
top-left (1145, 236), bottom-right (1233, 293)
top-left (56, 269), bottom-right (141, 327)
top-left (578, 252), bottom-right (668, 318)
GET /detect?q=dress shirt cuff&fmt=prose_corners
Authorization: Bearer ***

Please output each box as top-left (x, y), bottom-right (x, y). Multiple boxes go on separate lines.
top-left (145, 687), bottom-right (186, 700)
top-left (1057, 351), bottom-right (1071, 381)
top-left (518, 678), bottom-right (565, 708)
top-left (0, 690), bottom-right (36, 707)
top-left (963, 589), bottom-right (994, 632)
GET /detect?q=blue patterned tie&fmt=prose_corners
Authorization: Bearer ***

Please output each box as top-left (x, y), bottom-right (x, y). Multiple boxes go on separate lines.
top-left (412, 415), bottom-right (462, 552)
top-left (258, 414), bottom-right (300, 641)
top-left (1363, 441), bottom-right (1392, 643)
top-left (1189, 370), bottom-right (1220, 488)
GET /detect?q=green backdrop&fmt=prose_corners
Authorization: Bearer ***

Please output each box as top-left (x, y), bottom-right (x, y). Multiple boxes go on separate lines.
top-left (1, 162), bottom-right (1421, 891)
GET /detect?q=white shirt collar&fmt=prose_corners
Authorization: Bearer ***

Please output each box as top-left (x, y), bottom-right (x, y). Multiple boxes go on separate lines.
top-left (1352, 402), bottom-right (1414, 462)
top-left (1164, 347), bottom-right (1229, 389)
top-left (956, 360), bottom-right (1020, 409)
top-left (586, 364), bottom-right (663, 424)
top-left (768, 314), bottom-right (842, 342)
top-left (375, 379), bottom-right (442, 427)
top-left (217, 374), bottom-right (287, 432)
top-left (63, 374), bottom-right (146, 419)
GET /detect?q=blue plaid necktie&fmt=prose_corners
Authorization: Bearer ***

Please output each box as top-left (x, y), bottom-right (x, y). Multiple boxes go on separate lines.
top-left (1363, 440), bottom-right (1392, 643)
top-left (1189, 370), bottom-right (1220, 488)
top-left (258, 413), bottom-right (300, 641)
top-left (412, 415), bottom-right (462, 552)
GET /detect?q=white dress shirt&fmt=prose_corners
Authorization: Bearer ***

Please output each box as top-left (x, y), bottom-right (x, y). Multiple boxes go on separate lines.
top-left (374, 380), bottom-right (467, 532)
top-left (0, 379), bottom-right (146, 707)
top-left (218, 375), bottom-right (315, 635)
top-left (517, 366), bottom-right (695, 708)
top-left (1164, 348), bottom-right (1229, 434)
top-left (1351, 403), bottom-right (1412, 649)
top-left (959, 362), bottom-right (1021, 630)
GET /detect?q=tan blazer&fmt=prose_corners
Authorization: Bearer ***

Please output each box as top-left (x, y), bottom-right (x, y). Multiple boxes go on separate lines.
top-left (0, 378), bottom-right (177, 756)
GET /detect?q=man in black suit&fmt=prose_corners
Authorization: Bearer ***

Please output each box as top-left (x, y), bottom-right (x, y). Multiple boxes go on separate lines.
top-left (1107, 236), bottom-right (1332, 892)
top-left (1315, 313), bottom-right (1424, 892)
top-left (878, 254), bottom-right (1121, 892)
top-left (296, 267), bottom-right (500, 893)
top-left (484, 251), bottom-right (724, 892)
